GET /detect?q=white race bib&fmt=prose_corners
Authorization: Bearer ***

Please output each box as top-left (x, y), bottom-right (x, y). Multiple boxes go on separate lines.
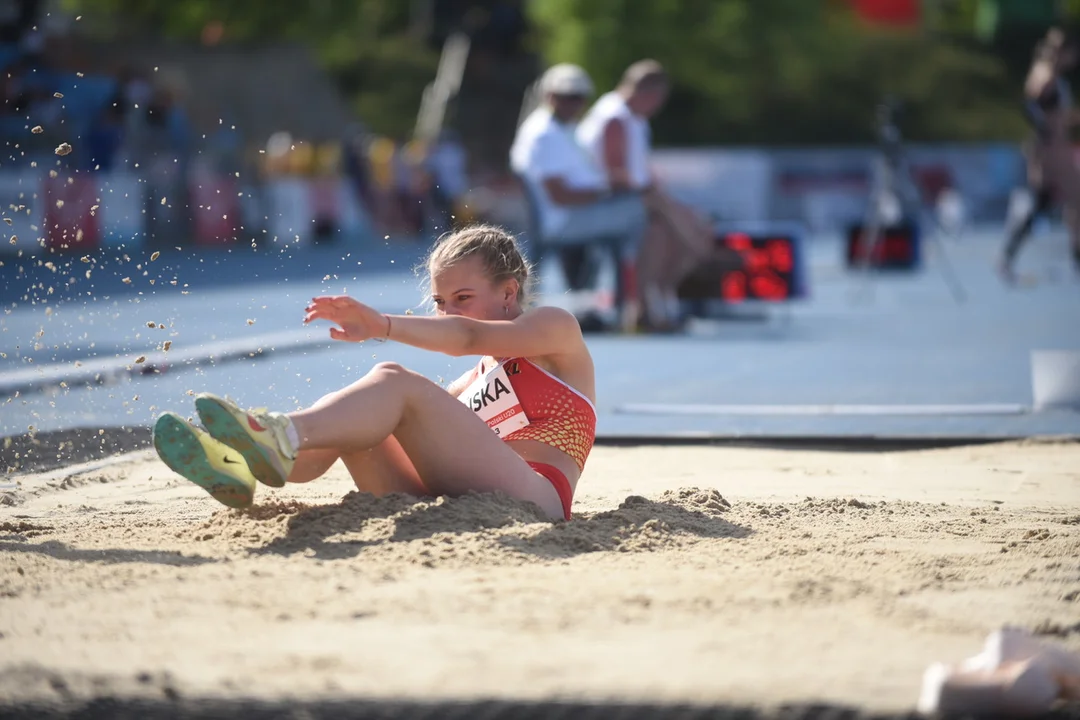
top-left (458, 362), bottom-right (531, 437)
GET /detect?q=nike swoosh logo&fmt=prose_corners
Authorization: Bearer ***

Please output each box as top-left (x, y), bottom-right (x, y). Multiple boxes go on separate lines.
top-left (223, 456), bottom-right (241, 465)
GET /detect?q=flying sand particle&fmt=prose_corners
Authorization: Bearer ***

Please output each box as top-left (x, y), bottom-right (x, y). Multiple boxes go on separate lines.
top-left (55, 144), bottom-right (72, 157)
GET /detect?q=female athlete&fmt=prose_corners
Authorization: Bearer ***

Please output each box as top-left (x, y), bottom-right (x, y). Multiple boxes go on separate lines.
top-left (152, 224), bottom-right (597, 521)
top-left (1001, 28), bottom-right (1080, 280)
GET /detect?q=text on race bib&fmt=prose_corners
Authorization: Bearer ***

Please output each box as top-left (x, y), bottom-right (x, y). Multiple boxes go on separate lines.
top-left (458, 362), bottom-right (531, 437)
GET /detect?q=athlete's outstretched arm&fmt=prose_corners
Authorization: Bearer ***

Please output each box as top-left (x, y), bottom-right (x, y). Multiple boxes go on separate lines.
top-left (391, 306), bottom-right (584, 358)
top-left (304, 297), bottom-right (583, 358)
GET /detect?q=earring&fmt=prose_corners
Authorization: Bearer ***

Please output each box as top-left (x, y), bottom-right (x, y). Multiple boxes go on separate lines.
top-left (504, 305), bottom-right (509, 317)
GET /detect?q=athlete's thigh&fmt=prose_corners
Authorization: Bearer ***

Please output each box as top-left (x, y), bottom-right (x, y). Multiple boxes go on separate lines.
top-left (339, 435), bottom-right (428, 497)
top-left (392, 380), bottom-right (563, 519)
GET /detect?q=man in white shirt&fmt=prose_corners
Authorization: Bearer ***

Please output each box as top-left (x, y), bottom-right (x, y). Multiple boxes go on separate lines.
top-left (578, 60), bottom-right (723, 331)
top-left (510, 63), bottom-right (647, 327)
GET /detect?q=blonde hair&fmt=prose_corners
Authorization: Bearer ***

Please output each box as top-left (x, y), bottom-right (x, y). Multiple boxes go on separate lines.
top-left (425, 224), bottom-right (534, 307)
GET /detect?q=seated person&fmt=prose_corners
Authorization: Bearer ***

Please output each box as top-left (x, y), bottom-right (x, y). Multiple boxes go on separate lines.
top-left (578, 59), bottom-right (733, 331)
top-left (510, 63), bottom-right (647, 329)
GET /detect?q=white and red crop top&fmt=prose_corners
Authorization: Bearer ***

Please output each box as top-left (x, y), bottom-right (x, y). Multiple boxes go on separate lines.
top-left (456, 356), bottom-right (597, 471)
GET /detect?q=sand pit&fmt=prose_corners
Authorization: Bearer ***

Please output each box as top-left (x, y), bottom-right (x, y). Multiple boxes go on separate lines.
top-left (1, 439), bottom-right (1079, 714)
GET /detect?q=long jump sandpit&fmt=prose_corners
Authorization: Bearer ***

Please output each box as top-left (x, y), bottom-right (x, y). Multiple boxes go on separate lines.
top-left (1, 436), bottom-right (1079, 718)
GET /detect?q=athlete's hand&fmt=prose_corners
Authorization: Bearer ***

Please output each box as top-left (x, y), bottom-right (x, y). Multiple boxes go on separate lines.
top-left (303, 295), bottom-right (388, 342)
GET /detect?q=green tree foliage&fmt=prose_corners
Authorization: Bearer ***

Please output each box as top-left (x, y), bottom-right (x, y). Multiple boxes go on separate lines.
top-left (59, 0), bottom-right (1075, 146)
top-left (60, 0), bottom-right (438, 136)
top-left (527, 0), bottom-right (1028, 145)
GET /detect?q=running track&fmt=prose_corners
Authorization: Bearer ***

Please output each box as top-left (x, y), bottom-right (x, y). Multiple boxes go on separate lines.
top-left (1, 226), bottom-right (1079, 440)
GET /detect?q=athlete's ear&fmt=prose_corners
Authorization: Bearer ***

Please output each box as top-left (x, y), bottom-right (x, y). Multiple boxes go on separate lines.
top-left (501, 278), bottom-right (519, 305)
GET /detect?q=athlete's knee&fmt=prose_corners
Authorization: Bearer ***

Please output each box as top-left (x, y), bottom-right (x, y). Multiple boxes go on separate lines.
top-left (370, 361), bottom-right (417, 380)
top-left (368, 361), bottom-right (428, 390)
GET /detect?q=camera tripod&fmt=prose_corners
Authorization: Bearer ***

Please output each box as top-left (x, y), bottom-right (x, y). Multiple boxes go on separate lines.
top-left (853, 120), bottom-right (968, 305)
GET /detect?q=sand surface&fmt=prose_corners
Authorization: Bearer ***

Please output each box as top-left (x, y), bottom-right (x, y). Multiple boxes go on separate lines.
top-left (1, 440), bottom-right (1079, 712)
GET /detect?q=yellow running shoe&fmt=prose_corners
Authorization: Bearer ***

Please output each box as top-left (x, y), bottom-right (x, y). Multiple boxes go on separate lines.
top-left (194, 393), bottom-right (296, 488)
top-left (152, 412), bottom-right (257, 509)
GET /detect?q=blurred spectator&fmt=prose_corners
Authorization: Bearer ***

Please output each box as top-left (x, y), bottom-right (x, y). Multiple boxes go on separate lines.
top-left (203, 109), bottom-right (243, 176)
top-left (0, 0), bottom-right (41, 46)
top-left (17, 25), bottom-right (43, 67)
top-left (510, 63), bottom-right (646, 325)
top-left (116, 66), bottom-right (154, 118)
top-left (124, 83), bottom-right (193, 247)
top-left (1, 59), bottom-right (30, 115)
top-left (392, 135), bottom-right (431, 235)
top-left (366, 133), bottom-right (399, 231)
top-left (578, 59), bottom-right (726, 331)
top-left (342, 122), bottom-right (376, 220)
top-left (85, 101), bottom-right (124, 171)
top-left (426, 127), bottom-right (469, 226)
top-left (22, 83), bottom-right (62, 126)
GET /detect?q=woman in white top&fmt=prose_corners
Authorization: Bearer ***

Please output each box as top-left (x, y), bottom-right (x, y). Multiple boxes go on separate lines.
top-left (578, 60), bottom-right (719, 332)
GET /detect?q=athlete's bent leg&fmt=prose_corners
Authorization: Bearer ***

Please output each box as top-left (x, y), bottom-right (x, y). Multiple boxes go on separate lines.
top-left (289, 362), bottom-right (565, 519)
top-left (286, 441), bottom-right (428, 496)
top-left (288, 386), bottom-right (427, 495)
top-left (338, 436), bottom-right (428, 497)
top-left (287, 449), bottom-right (340, 484)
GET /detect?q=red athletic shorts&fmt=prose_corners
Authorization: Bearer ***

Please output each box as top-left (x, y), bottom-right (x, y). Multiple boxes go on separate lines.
top-left (527, 461), bottom-right (573, 521)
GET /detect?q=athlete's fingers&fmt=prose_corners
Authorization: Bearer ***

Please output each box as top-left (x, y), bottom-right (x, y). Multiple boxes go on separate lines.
top-left (308, 296), bottom-right (348, 308)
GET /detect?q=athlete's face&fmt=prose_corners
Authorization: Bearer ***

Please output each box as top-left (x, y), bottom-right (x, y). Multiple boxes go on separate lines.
top-left (430, 255), bottom-right (519, 320)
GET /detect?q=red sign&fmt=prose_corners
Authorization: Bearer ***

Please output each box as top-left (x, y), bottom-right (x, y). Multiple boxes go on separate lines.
top-left (718, 233), bottom-right (795, 302)
top-left (43, 174), bottom-right (100, 252)
top-left (678, 232), bottom-right (797, 303)
top-left (850, 0), bottom-right (920, 25)
top-left (846, 224), bottom-right (918, 268)
top-left (190, 175), bottom-right (240, 246)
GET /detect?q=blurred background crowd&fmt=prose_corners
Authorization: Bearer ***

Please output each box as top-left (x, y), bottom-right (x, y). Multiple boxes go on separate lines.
top-left (0, 0), bottom-right (1078, 265)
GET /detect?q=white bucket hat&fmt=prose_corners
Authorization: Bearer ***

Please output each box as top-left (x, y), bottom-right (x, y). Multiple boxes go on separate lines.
top-left (540, 63), bottom-right (594, 97)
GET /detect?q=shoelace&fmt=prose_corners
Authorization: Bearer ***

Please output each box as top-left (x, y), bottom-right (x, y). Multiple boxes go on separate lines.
top-left (247, 405), bottom-right (298, 460)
